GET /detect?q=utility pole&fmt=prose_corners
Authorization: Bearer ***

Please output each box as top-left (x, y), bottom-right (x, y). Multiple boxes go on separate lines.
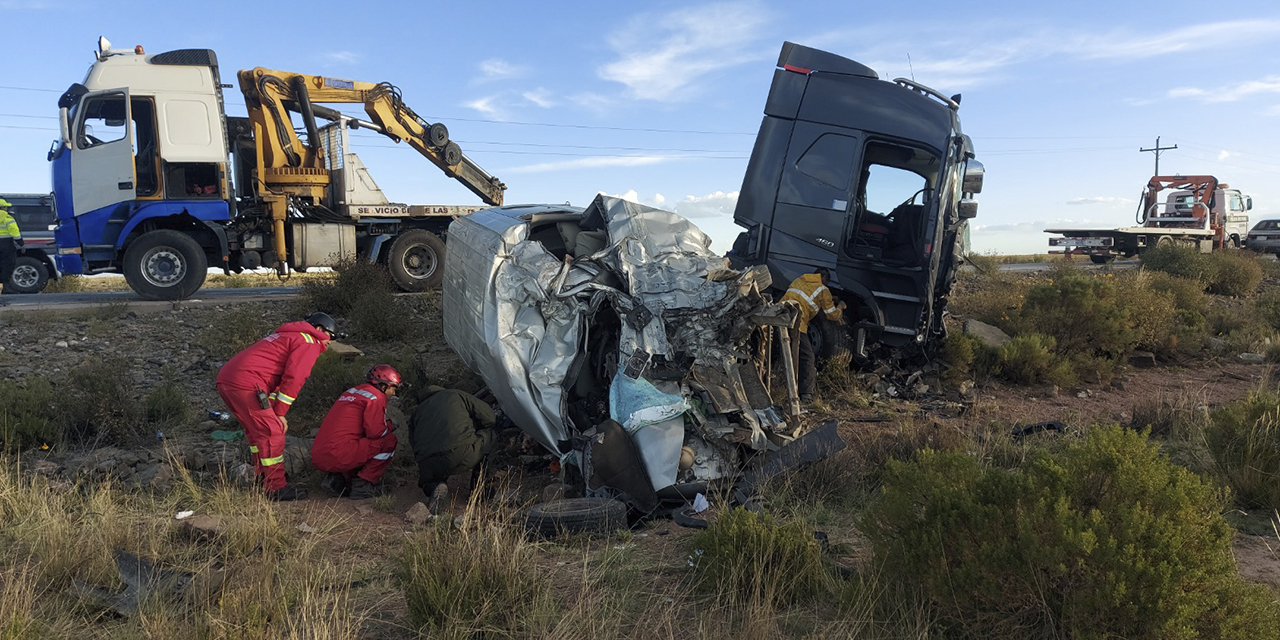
top-left (1140, 136), bottom-right (1177, 176)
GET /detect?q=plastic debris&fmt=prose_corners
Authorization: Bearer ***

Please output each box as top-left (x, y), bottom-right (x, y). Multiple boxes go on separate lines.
top-left (174, 510), bottom-right (195, 520)
top-left (691, 493), bottom-right (710, 513)
top-left (209, 430), bottom-right (244, 441)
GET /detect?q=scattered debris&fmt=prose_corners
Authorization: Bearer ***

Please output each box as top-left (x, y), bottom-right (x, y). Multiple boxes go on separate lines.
top-left (1239, 353), bottom-right (1266, 364)
top-left (70, 549), bottom-right (226, 616)
top-left (297, 523), bottom-right (318, 534)
top-left (405, 502), bottom-right (433, 526)
top-left (1011, 421), bottom-right (1066, 439)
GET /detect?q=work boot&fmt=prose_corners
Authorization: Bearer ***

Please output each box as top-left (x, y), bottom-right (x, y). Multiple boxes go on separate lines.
top-left (425, 482), bottom-right (449, 514)
top-left (267, 485), bottom-right (308, 502)
top-left (349, 478), bottom-right (390, 500)
top-left (320, 473), bottom-right (350, 497)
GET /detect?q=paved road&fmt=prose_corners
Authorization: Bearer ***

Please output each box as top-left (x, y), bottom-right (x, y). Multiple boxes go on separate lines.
top-left (0, 286), bottom-right (300, 312)
top-left (996, 258), bottom-right (1141, 273)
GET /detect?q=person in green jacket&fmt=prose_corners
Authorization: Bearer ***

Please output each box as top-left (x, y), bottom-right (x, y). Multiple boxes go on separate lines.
top-left (409, 385), bottom-right (497, 513)
top-left (0, 198), bottom-right (24, 301)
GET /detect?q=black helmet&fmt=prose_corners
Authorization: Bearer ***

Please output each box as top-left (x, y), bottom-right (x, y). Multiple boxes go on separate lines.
top-left (305, 312), bottom-right (337, 338)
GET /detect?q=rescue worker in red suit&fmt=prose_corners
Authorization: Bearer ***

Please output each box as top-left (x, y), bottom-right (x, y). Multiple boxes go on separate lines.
top-left (311, 365), bottom-right (402, 500)
top-left (216, 312), bottom-right (335, 501)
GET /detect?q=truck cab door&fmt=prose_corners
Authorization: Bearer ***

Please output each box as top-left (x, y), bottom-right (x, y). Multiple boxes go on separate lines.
top-left (69, 89), bottom-right (136, 216)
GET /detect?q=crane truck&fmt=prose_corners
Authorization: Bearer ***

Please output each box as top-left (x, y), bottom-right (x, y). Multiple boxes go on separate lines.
top-left (47, 37), bottom-right (506, 300)
top-left (1046, 175), bottom-right (1252, 263)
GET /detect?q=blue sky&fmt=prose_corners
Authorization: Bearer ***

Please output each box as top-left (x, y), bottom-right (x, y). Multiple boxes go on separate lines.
top-left (2, 0), bottom-right (1278, 254)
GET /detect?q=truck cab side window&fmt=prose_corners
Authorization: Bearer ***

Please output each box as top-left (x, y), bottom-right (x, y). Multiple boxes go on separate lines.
top-left (848, 141), bottom-right (937, 266)
top-left (77, 93), bottom-right (128, 149)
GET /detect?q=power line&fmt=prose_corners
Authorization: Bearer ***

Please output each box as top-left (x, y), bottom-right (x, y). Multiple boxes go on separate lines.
top-left (0, 85), bottom-right (60, 93)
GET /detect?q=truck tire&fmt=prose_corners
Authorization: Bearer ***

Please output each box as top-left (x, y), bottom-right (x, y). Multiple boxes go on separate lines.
top-left (122, 230), bottom-right (208, 301)
top-left (523, 498), bottom-right (627, 538)
top-left (386, 229), bottom-right (445, 291)
top-left (1089, 255), bottom-right (1114, 265)
top-left (809, 317), bottom-right (852, 366)
top-left (8, 255), bottom-right (49, 293)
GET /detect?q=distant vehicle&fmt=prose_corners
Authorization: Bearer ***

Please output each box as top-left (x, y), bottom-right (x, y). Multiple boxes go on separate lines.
top-left (1246, 219), bottom-right (1280, 255)
top-left (0, 192), bottom-right (60, 293)
top-left (1047, 175), bottom-right (1252, 264)
top-left (731, 42), bottom-right (983, 364)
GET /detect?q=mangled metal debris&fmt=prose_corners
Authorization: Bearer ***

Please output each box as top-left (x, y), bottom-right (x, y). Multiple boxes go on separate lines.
top-left (443, 195), bottom-right (844, 511)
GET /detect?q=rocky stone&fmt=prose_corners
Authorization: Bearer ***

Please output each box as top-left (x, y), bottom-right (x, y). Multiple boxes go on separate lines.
top-left (355, 503), bottom-right (374, 515)
top-left (196, 420), bottom-right (219, 431)
top-left (963, 319), bottom-right (1011, 349)
top-left (134, 463), bottom-right (174, 490)
top-left (1206, 336), bottom-right (1228, 352)
top-left (1239, 353), bottom-right (1267, 364)
top-left (405, 502), bottom-right (433, 526)
top-left (55, 340), bottom-right (69, 348)
top-left (1128, 351), bottom-right (1157, 368)
top-left (180, 515), bottom-right (228, 541)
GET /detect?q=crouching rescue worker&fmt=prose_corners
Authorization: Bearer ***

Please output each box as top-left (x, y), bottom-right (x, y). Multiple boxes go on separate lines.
top-left (216, 312), bottom-right (335, 501)
top-left (311, 365), bottom-right (402, 499)
top-left (409, 386), bottom-right (497, 513)
top-left (781, 269), bottom-right (846, 404)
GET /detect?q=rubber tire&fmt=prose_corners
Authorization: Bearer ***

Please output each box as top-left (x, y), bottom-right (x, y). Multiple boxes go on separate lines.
top-left (523, 497), bottom-right (627, 538)
top-left (386, 229), bottom-right (446, 291)
top-left (809, 317), bottom-right (852, 365)
top-left (122, 229), bottom-right (209, 301)
top-left (8, 255), bottom-right (49, 293)
top-left (1089, 255), bottom-right (1114, 265)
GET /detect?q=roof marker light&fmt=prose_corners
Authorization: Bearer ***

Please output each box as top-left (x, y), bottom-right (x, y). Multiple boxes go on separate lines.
top-left (135, 45), bottom-right (145, 55)
top-left (782, 64), bottom-right (811, 75)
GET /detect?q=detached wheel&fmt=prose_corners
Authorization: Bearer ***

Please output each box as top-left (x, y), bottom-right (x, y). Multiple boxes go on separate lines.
top-left (1089, 255), bottom-right (1114, 265)
top-left (387, 229), bottom-right (445, 291)
top-left (8, 256), bottom-right (49, 293)
top-left (524, 498), bottom-right (627, 538)
top-left (122, 230), bottom-right (208, 300)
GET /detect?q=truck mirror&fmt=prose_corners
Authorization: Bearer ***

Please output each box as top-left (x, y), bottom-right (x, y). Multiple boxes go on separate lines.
top-left (58, 107), bottom-right (72, 150)
top-left (958, 199), bottom-right (978, 220)
top-left (962, 160), bottom-right (985, 195)
top-left (1246, 196), bottom-right (1253, 211)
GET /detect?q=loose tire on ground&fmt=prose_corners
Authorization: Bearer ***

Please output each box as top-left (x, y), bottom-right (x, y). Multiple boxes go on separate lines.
top-left (8, 255), bottom-right (49, 293)
top-left (122, 229), bottom-right (209, 301)
top-left (386, 229), bottom-right (446, 291)
top-left (523, 497), bottom-right (627, 538)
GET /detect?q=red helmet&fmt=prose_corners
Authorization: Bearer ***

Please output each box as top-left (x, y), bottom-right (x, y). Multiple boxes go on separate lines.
top-left (367, 364), bottom-right (402, 388)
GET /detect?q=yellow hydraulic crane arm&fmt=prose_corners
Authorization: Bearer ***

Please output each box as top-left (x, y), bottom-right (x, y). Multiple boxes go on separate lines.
top-left (238, 67), bottom-right (506, 206)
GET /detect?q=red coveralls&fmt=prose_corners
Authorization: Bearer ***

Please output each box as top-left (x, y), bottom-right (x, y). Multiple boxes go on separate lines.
top-left (311, 383), bottom-right (398, 484)
top-left (215, 321), bottom-right (329, 491)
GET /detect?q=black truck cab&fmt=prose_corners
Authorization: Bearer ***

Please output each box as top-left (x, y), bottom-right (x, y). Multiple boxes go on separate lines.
top-left (732, 42), bottom-right (983, 360)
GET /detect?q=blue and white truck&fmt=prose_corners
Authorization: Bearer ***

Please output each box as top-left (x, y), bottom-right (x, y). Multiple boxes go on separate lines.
top-left (47, 37), bottom-right (505, 300)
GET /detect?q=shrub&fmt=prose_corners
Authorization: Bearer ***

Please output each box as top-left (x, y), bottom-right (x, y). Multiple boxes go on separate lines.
top-left (299, 260), bottom-right (413, 342)
top-left (1015, 274), bottom-right (1137, 359)
top-left (400, 512), bottom-right (556, 636)
top-left (197, 305), bottom-right (277, 360)
top-left (1256, 290), bottom-right (1280, 331)
top-left (992, 333), bottom-right (1076, 386)
top-left (966, 252), bottom-right (1000, 275)
top-left (861, 425), bottom-right (1280, 639)
top-left (688, 507), bottom-right (830, 607)
top-left (142, 379), bottom-right (191, 427)
top-left (1206, 393), bottom-right (1280, 510)
top-left (42, 275), bottom-right (85, 293)
top-left (1141, 244), bottom-right (1216, 282)
top-left (1207, 251), bottom-right (1263, 297)
top-left (61, 359), bottom-right (143, 445)
top-left (941, 332), bottom-right (998, 382)
top-left (0, 377), bottom-right (59, 451)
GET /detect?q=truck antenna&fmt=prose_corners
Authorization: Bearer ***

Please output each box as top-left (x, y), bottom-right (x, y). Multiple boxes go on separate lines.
top-left (1140, 136), bottom-right (1177, 176)
top-left (906, 53), bottom-right (915, 82)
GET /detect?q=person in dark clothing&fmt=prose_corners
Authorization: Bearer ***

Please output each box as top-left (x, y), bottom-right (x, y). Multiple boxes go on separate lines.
top-left (408, 385), bottom-right (497, 513)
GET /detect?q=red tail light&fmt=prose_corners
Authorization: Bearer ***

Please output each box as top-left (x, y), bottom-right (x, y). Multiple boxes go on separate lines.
top-left (782, 64), bottom-right (811, 75)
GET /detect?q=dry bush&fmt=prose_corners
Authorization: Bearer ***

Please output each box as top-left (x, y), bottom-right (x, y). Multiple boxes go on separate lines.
top-left (61, 358), bottom-right (144, 446)
top-left (1207, 393), bottom-right (1280, 510)
top-left (196, 305), bottom-right (279, 360)
top-left (41, 275), bottom-right (85, 293)
top-left (688, 507), bottom-right (831, 608)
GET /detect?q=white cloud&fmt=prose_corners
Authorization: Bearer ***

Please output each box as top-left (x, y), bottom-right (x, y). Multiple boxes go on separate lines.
top-left (1166, 75), bottom-right (1280, 103)
top-left (673, 190), bottom-right (739, 218)
top-left (508, 156), bottom-right (668, 174)
top-left (1218, 150), bottom-right (1232, 161)
top-left (599, 1), bottom-right (771, 102)
top-left (323, 50), bottom-right (362, 65)
top-left (1072, 20), bottom-right (1280, 59)
top-left (478, 58), bottom-right (526, 81)
top-left (1065, 196), bottom-right (1133, 206)
top-left (522, 88), bottom-right (555, 108)
top-left (463, 96), bottom-right (501, 118)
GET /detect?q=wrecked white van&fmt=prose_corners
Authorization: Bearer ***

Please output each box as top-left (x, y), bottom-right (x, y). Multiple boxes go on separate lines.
top-left (442, 195), bottom-right (842, 511)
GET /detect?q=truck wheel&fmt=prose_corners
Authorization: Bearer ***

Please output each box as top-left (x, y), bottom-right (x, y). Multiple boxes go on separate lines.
top-left (809, 317), bottom-right (852, 366)
top-left (1089, 255), bottom-right (1114, 265)
top-left (122, 230), bottom-right (208, 300)
top-left (8, 256), bottom-right (49, 293)
top-left (387, 229), bottom-right (446, 291)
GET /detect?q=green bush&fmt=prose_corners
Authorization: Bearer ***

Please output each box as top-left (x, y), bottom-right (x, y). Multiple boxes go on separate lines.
top-left (941, 332), bottom-right (997, 382)
top-left (198, 306), bottom-right (278, 360)
top-left (861, 425), bottom-right (1280, 639)
top-left (1015, 274), bottom-right (1137, 359)
top-left (299, 261), bottom-right (412, 342)
top-left (1207, 252), bottom-right (1263, 297)
top-left (61, 359), bottom-right (143, 445)
top-left (992, 333), bottom-right (1076, 386)
top-left (1207, 393), bottom-right (1280, 509)
top-left (0, 377), bottom-right (59, 451)
top-left (689, 507), bottom-right (830, 607)
top-left (1141, 244), bottom-right (1216, 282)
top-left (143, 379), bottom-right (191, 427)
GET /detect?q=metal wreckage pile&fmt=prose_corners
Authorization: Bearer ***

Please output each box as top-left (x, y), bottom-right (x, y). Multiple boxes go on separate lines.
top-left (444, 195), bottom-right (845, 514)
